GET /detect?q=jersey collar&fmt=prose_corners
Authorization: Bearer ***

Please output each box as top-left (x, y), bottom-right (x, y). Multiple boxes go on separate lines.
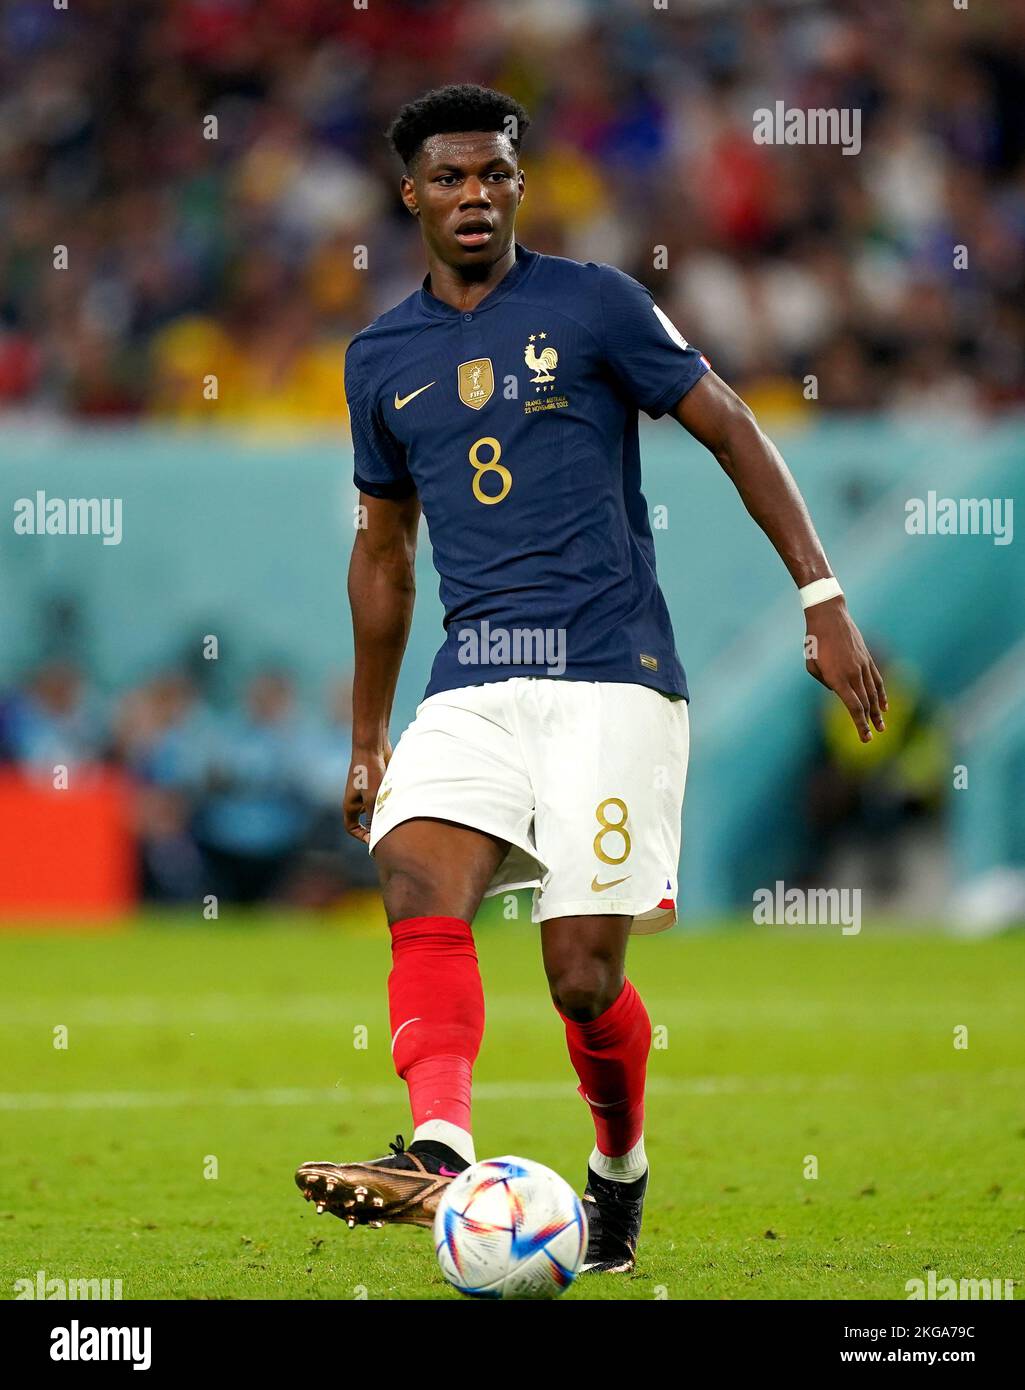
top-left (417, 242), bottom-right (537, 319)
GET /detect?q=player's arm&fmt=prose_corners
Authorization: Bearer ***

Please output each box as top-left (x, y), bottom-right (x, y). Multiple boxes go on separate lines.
top-left (672, 371), bottom-right (887, 743)
top-left (345, 491), bottom-right (420, 842)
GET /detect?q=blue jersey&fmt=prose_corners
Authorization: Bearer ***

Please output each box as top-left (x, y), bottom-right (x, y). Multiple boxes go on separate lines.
top-left (346, 243), bottom-right (709, 702)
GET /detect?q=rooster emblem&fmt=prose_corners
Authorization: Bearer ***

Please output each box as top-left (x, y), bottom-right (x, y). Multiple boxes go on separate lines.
top-left (524, 332), bottom-right (558, 385)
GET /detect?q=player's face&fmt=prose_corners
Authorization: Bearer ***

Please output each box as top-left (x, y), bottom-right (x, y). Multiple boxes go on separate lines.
top-left (403, 131), bottom-right (524, 271)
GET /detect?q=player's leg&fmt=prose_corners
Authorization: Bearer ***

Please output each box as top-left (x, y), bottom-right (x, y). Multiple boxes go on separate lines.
top-left (296, 816), bottom-right (506, 1227)
top-left (541, 913), bottom-right (651, 1273)
top-left (376, 816), bottom-right (506, 1166)
top-left (520, 679), bottom-right (690, 1271)
top-left (296, 684), bottom-right (540, 1229)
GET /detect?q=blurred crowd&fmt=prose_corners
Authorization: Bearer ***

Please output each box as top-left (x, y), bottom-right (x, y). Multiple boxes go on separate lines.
top-left (0, 660), bottom-right (375, 905)
top-left (1, 0), bottom-right (1023, 426)
top-left (0, 650), bottom-right (951, 912)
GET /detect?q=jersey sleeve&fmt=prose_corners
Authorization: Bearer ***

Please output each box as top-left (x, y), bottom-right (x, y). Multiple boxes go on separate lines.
top-left (345, 337), bottom-right (416, 500)
top-left (598, 263), bottom-right (710, 419)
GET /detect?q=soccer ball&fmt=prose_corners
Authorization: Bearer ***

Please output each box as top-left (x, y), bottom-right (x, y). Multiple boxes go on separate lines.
top-left (434, 1156), bottom-right (587, 1300)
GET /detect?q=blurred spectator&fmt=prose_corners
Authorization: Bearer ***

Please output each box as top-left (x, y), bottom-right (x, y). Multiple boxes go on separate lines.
top-left (287, 676), bottom-right (379, 906)
top-left (192, 669), bottom-right (315, 903)
top-left (300, 675), bottom-right (355, 808)
top-left (112, 671), bottom-right (212, 902)
top-left (0, 0), bottom-right (1022, 424)
top-left (802, 657), bottom-right (950, 904)
top-left (0, 660), bottom-right (106, 782)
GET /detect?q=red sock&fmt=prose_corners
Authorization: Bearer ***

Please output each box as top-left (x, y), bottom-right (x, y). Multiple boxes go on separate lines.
top-left (388, 916), bottom-right (484, 1134)
top-left (557, 979), bottom-right (651, 1157)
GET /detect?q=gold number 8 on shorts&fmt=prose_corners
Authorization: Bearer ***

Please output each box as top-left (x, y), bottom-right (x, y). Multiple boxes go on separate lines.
top-left (593, 797), bottom-right (631, 866)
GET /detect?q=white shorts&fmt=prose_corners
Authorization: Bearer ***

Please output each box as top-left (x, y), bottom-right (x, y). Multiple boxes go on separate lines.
top-left (368, 678), bottom-right (690, 933)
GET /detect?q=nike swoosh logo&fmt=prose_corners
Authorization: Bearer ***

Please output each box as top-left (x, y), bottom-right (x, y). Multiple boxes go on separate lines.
top-left (390, 1017), bottom-right (421, 1053)
top-left (591, 874), bottom-right (631, 893)
top-left (394, 382), bottom-right (435, 409)
top-left (439, 1165), bottom-right (461, 1177)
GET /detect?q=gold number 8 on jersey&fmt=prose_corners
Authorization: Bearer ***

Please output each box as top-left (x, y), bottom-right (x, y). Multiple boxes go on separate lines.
top-left (594, 797), bottom-right (631, 866)
top-left (469, 436), bottom-right (511, 505)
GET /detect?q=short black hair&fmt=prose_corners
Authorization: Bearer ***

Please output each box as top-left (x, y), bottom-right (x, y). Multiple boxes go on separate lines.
top-left (386, 84), bottom-right (530, 168)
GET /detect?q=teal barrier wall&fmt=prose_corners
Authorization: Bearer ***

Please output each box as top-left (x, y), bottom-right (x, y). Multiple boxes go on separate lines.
top-left (2, 419), bottom-right (1022, 912)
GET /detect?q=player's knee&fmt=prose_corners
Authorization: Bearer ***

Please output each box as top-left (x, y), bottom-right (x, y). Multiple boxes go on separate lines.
top-left (547, 961), bottom-right (623, 1022)
top-left (376, 856), bottom-right (448, 922)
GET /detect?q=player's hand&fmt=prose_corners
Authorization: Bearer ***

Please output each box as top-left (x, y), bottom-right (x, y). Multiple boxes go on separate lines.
top-left (804, 598), bottom-right (887, 743)
top-left (344, 743), bottom-right (392, 845)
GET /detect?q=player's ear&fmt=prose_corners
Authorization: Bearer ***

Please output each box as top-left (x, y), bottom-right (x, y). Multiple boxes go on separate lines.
top-left (399, 173), bottom-right (419, 217)
top-left (516, 169), bottom-right (525, 206)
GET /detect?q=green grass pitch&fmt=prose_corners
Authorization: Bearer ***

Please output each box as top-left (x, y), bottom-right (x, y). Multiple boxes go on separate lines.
top-left (0, 904), bottom-right (1022, 1301)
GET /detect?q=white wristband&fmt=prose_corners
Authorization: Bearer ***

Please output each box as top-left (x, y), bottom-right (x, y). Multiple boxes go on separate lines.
top-left (799, 576), bottom-right (844, 610)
